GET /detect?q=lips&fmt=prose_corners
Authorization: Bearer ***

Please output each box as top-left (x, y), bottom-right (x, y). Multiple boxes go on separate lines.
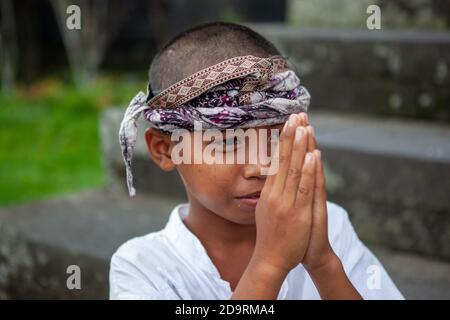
top-left (236, 191), bottom-right (261, 199)
top-left (235, 191), bottom-right (261, 208)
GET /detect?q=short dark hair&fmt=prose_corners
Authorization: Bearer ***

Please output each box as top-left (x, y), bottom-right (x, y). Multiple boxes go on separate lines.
top-left (149, 22), bottom-right (281, 92)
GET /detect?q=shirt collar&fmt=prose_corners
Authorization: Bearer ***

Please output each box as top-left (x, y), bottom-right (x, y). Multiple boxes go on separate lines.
top-left (164, 203), bottom-right (222, 277)
top-left (164, 202), bottom-right (289, 299)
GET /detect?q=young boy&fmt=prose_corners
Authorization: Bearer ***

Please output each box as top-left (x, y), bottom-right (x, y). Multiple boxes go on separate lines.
top-left (110, 22), bottom-right (404, 300)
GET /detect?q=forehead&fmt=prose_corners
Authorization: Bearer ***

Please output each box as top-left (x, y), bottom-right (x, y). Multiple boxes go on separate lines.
top-left (260, 123), bottom-right (285, 130)
top-left (228, 123), bottom-right (284, 133)
top-left (219, 123), bottom-right (285, 131)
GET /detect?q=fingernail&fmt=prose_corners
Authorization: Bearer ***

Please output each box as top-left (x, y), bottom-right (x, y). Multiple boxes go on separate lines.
top-left (288, 114), bottom-right (296, 127)
top-left (282, 121), bottom-right (289, 133)
top-left (306, 152), bottom-right (314, 163)
top-left (308, 125), bottom-right (314, 136)
top-left (304, 113), bottom-right (309, 124)
top-left (316, 150), bottom-right (321, 160)
top-left (295, 127), bottom-right (304, 142)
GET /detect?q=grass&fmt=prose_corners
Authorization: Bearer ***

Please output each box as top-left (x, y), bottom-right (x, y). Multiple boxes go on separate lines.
top-left (0, 76), bottom-right (146, 207)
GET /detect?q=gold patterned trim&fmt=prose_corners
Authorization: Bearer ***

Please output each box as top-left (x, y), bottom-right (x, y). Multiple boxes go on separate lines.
top-left (147, 55), bottom-right (289, 109)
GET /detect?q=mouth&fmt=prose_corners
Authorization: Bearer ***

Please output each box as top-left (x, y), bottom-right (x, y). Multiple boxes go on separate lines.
top-left (235, 191), bottom-right (261, 208)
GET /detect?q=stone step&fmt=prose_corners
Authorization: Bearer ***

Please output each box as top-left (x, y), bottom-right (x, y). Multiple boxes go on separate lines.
top-left (248, 25), bottom-right (450, 122)
top-left (309, 111), bottom-right (450, 260)
top-left (0, 189), bottom-right (178, 299)
top-left (101, 108), bottom-right (450, 260)
top-left (0, 189), bottom-right (449, 299)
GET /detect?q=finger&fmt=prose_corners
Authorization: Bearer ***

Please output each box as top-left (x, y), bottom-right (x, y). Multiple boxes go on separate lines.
top-left (299, 112), bottom-right (309, 126)
top-left (306, 125), bottom-right (317, 152)
top-left (263, 125), bottom-right (282, 189)
top-left (272, 114), bottom-right (299, 193)
top-left (284, 127), bottom-right (308, 206)
top-left (294, 152), bottom-right (316, 210)
top-left (263, 115), bottom-right (297, 190)
top-left (298, 113), bottom-right (306, 126)
top-left (312, 150), bottom-right (328, 228)
top-left (298, 113), bottom-right (305, 127)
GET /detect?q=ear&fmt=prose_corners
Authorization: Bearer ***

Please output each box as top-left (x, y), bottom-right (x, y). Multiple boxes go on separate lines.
top-left (144, 128), bottom-right (176, 171)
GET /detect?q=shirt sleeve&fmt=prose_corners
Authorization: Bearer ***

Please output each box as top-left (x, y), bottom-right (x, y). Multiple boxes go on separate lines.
top-left (328, 202), bottom-right (405, 300)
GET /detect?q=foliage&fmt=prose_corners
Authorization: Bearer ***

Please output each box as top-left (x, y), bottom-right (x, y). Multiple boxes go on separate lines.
top-left (0, 76), bottom-right (145, 206)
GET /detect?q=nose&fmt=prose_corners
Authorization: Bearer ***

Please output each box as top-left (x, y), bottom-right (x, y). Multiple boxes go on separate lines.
top-left (242, 162), bottom-right (269, 181)
top-left (241, 129), bottom-right (278, 180)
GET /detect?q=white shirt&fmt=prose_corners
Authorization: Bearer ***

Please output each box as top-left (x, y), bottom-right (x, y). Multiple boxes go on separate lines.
top-left (109, 201), bottom-right (404, 300)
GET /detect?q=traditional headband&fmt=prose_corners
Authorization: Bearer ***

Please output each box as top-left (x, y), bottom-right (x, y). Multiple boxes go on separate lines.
top-left (119, 55), bottom-right (311, 197)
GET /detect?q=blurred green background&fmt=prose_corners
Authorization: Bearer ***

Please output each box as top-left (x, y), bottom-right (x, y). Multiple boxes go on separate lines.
top-left (0, 76), bottom-right (146, 206)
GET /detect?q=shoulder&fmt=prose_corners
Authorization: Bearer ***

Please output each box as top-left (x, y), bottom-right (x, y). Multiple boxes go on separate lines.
top-left (326, 201), bottom-right (350, 222)
top-left (325, 202), bottom-right (404, 299)
top-left (325, 201), bottom-right (361, 257)
top-left (109, 230), bottom-right (176, 299)
top-left (110, 229), bottom-right (171, 272)
top-left (326, 201), bottom-right (353, 237)
top-left (110, 203), bottom-right (186, 270)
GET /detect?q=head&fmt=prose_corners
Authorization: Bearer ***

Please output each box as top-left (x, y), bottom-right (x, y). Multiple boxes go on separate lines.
top-left (145, 22), bottom-right (284, 225)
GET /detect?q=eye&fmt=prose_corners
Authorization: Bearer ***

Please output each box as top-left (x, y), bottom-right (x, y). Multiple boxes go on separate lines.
top-left (269, 130), bottom-right (280, 143)
top-left (223, 137), bottom-right (240, 146)
top-left (212, 136), bottom-right (241, 152)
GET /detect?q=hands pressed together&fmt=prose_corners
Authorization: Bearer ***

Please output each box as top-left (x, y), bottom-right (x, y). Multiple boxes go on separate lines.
top-left (232, 112), bottom-right (362, 300)
top-left (253, 112), bottom-right (334, 274)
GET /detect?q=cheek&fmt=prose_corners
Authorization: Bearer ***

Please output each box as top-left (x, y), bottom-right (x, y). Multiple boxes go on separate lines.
top-left (179, 164), bottom-right (237, 199)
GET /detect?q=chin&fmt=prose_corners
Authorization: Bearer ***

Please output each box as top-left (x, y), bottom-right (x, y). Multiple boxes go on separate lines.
top-left (228, 207), bottom-right (257, 225)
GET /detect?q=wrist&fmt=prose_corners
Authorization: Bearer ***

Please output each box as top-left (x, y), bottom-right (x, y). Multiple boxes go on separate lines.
top-left (232, 254), bottom-right (290, 300)
top-left (305, 252), bottom-right (342, 279)
top-left (304, 253), bottom-right (363, 300)
top-left (249, 254), bottom-right (291, 279)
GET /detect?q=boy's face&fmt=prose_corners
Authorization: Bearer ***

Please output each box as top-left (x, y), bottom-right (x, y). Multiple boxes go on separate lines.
top-left (145, 124), bottom-right (284, 225)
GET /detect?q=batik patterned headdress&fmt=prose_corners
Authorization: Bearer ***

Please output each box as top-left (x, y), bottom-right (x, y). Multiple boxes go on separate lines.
top-left (119, 55), bottom-right (311, 197)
